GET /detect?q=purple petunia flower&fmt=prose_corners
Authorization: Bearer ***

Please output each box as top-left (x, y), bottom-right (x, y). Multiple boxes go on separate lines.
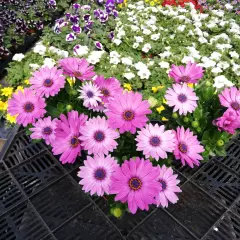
top-left (73, 3), bottom-right (81, 9)
top-left (65, 13), bottom-right (71, 19)
top-left (83, 14), bottom-right (91, 22)
top-left (95, 41), bottom-right (103, 50)
top-left (71, 24), bottom-right (81, 34)
top-left (70, 15), bottom-right (79, 24)
top-left (81, 5), bottom-right (91, 11)
top-left (66, 33), bottom-right (76, 41)
top-left (108, 31), bottom-right (114, 40)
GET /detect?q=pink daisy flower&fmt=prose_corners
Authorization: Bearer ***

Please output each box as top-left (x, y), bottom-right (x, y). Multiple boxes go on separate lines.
top-left (173, 127), bottom-right (205, 168)
top-left (8, 89), bottom-right (46, 127)
top-left (30, 116), bottom-right (57, 145)
top-left (136, 123), bottom-right (175, 160)
top-left (219, 87), bottom-right (240, 114)
top-left (78, 82), bottom-right (102, 108)
top-left (58, 57), bottom-right (95, 81)
top-left (110, 157), bottom-right (161, 214)
top-left (79, 116), bottom-right (120, 155)
top-left (165, 83), bottom-right (198, 115)
top-left (155, 165), bottom-right (182, 208)
top-left (213, 109), bottom-right (240, 134)
top-left (88, 101), bottom-right (105, 112)
top-left (52, 110), bottom-right (88, 164)
top-left (30, 67), bottom-right (65, 98)
top-left (94, 75), bottom-right (122, 104)
top-left (105, 91), bottom-right (152, 134)
top-left (169, 61), bottom-right (204, 83)
top-left (78, 155), bottom-right (119, 196)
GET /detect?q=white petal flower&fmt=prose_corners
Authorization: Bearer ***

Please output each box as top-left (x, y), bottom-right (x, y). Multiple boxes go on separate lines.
top-left (213, 75), bottom-right (234, 89)
top-left (142, 43), bottom-right (151, 53)
top-left (42, 58), bottom-right (56, 68)
top-left (159, 61), bottom-right (170, 69)
top-left (123, 72), bottom-right (135, 80)
top-left (12, 53), bottom-right (25, 61)
top-left (121, 57), bottom-right (133, 66)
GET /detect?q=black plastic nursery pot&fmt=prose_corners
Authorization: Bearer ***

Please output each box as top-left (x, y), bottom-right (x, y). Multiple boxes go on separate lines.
top-left (0, 127), bottom-right (239, 240)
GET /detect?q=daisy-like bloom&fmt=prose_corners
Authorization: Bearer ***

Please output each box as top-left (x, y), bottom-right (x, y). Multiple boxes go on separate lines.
top-left (79, 116), bottom-right (120, 155)
top-left (165, 83), bottom-right (198, 115)
top-left (136, 123), bottom-right (175, 160)
top-left (173, 127), bottom-right (205, 168)
top-left (94, 75), bottom-right (122, 104)
top-left (105, 91), bottom-right (152, 134)
top-left (155, 165), bottom-right (182, 208)
top-left (52, 110), bottom-right (88, 164)
top-left (219, 87), bottom-right (240, 114)
top-left (169, 61), bottom-right (204, 84)
top-left (8, 89), bottom-right (46, 127)
top-left (110, 158), bottom-right (161, 214)
top-left (78, 82), bottom-right (102, 108)
top-left (58, 58), bottom-right (95, 81)
top-left (30, 67), bottom-right (65, 98)
top-left (30, 117), bottom-right (57, 145)
top-left (78, 155), bottom-right (119, 196)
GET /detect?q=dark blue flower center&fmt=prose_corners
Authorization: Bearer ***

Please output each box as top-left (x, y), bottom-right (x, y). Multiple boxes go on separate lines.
top-left (179, 143), bottom-right (188, 153)
top-left (94, 131), bottom-right (105, 142)
top-left (94, 168), bottom-right (106, 180)
top-left (123, 110), bottom-right (134, 121)
top-left (44, 79), bottom-right (53, 87)
top-left (159, 180), bottom-right (167, 190)
top-left (180, 76), bottom-right (190, 82)
top-left (129, 177), bottom-right (142, 191)
top-left (231, 102), bottom-right (240, 110)
top-left (70, 136), bottom-right (79, 147)
top-left (24, 102), bottom-right (34, 113)
top-left (43, 127), bottom-right (52, 135)
top-left (178, 94), bottom-right (187, 103)
top-left (150, 136), bottom-right (161, 147)
top-left (87, 91), bottom-right (94, 98)
top-left (101, 88), bottom-right (110, 97)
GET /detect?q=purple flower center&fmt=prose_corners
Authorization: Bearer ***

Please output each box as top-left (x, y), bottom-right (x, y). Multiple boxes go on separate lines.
top-left (87, 91), bottom-right (94, 98)
top-left (101, 88), bottom-right (110, 96)
top-left (123, 110), bottom-right (134, 121)
top-left (129, 177), bottom-right (142, 190)
top-left (44, 79), bottom-right (53, 87)
top-left (159, 179), bottom-right (167, 190)
top-left (179, 143), bottom-right (188, 153)
top-left (149, 136), bottom-right (161, 147)
top-left (74, 71), bottom-right (82, 77)
top-left (178, 94), bottom-right (187, 103)
top-left (70, 136), bottom-right (79, 148)
top-left (94, 168), bottom-right (106, 180)
top-left (180, 76), bottom-right (190, 82)
top-left (231, 102), bottom-right (240, 110)
top-left (43, 127), bottom-right (52, 135)
top-left (24, 102), bottom-right (34, 113)
top-left (94, 131), bottom-right (105, 142)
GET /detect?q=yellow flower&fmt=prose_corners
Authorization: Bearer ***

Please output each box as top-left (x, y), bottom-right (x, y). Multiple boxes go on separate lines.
top-left (152, 85), bottom-right (164, 93)
top-left (6, 113), bottom-right (17, 124)
top-left (162, 98), bottom-right (167, 104)
top-left (67, 77), bottom-right (76, 87)
top-left (15, 86), bottom-right (24, 92)
top-left (1, 87), bottom-right (13, 97)
top-left (24, 79), bottom-right (30, 85)
top-left (156, 105), bottom-right (165, 113)
top-left (187, 83), bottom-right (194, 88)
top-left (124, 83), bottom-right (132, 91)
top-left (148, 97), bottom-right (158, 108)
top-left (118, 0), bottom-right (127, 8)
top-left (145, 0), bottom-right (150, 2)
top-left (150, 1), bottom-right (155, 5)
top-left (0, 101), bottom-right (8, 111)
top-left (162, 117), bottom-right (168, 121)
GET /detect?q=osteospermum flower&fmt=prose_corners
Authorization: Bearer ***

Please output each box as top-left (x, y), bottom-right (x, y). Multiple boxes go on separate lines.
top-left (78, 82), bottom-right (102, 108)
top-left (94, 75), bottom-right (122, 104)
top-left (219, 87), bottom-right (240, 114)
top-left (30, 117), bottom-right (57, 145)
top-left (136, 124), bottom-right (175, 160)
top-left (8, 89), bottom-right (46, 127)
top-left (169, 61), bottom-right (204, 83)
top-left (105, 91), bottom-right (152, 134)
top-left (173, 127), bottom-right (205, 168)
top-left (79, 116), bottom-right (120, 155)
top-left (58, 58), bottom-right (95, 81)
top-left (110, 158), bottom-right (161, 214)
top-left (78, 155), bottom-right (118, 196)
top-left (165, 83), bottom-right (198, 115)
top-left (52, 111), bottom-right (88, 164)
top-left (155, 165), bottom-right (182, 208)
top-left (30, 67), bottom-right (65, 98)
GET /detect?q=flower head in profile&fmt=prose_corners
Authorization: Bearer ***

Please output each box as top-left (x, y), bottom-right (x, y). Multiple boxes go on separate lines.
top-left (110, 158), bottom-right (161, 214)
top-left (8, 89), bottom-right (46, 127)
top-left (105, 91), bottom-right (152, 134)
top-left (52, 111), bottom-right (88, 164)
top-left (58, 58), bottom-right (95, 81)
top-left (173, 127), bottom-right (205, 168)
top-left (155, 165), bottom-right (182, 208)
top-left (30, 67), bottom-right (65, 98)
top-left (79, 116), bottom-right (120, 155)
top-left (219, 87), bottom-right (240, 114)
top-left (136, 123), bottom-right (175, 160)
top-left (169, 61), bottom-right (204, 83)
top-left (165, 83), bottom-right (198, 115)
top-left (30, 117), bottom-right (57, 145)
top-left (78, 155), bottom-right (118, 196)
